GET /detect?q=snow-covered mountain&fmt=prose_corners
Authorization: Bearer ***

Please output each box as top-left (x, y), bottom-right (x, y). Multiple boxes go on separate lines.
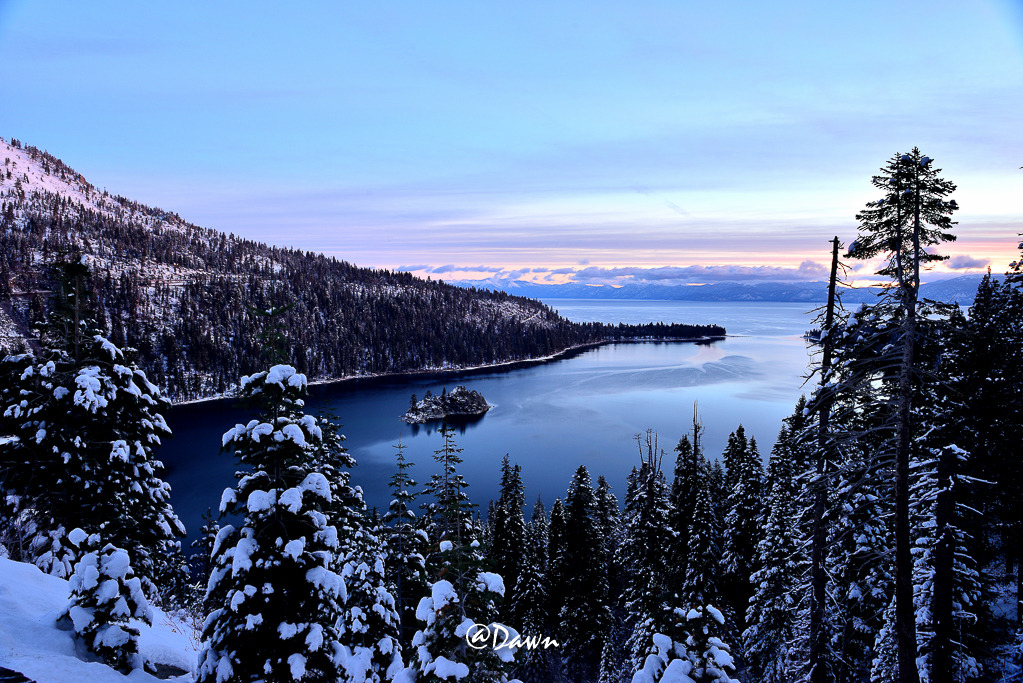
top-left (0, 138), bottom-right (720, 402)
top-left (467, 276), bottom-right (986, 304)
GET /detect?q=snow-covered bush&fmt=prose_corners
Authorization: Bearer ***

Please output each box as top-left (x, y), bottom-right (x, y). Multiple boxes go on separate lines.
top-left (64, 529), bottom-right (152, 672)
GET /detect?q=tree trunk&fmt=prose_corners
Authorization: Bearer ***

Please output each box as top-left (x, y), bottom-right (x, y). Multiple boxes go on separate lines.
top-left (895, 167), bottom-right (922, 683)
top-left (810, 237), bottom-right (841, 683)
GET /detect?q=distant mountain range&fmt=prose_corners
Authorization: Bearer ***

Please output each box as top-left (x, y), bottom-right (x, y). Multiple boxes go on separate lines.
top-left (463, 276), bottom-right (988, 305)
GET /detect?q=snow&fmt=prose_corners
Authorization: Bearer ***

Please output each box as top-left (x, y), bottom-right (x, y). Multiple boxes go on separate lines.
top-left (475, 572), bottom-right (505, 597)
top-left (430, 656), bottom-right (469, 680)
top-left (279, 487), bottom-right (303, 513)
top-left (68, 528), bottom-right (89, 547)
top-left (439, 540), bottom-right (453, 552)
top-left (0, 557), bottom-right (197, 682)
top-left (432, 580), bottom-right (458, 608)
top-left (299, 473), bottom-right (331, 501)
top-left (287, 653), bottom-right (307, 679)
top-left (246, 489), bottom-right (277, 513)
top-left (265, 365), bottom-right (307, 390)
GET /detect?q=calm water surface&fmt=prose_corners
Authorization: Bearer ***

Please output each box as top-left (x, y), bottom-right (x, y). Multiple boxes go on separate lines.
top-left (160, 300), bottom-right (820, 540)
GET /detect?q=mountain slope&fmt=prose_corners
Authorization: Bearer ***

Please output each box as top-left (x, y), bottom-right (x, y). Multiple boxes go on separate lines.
top-left (0, 138), bottom-right (723, 401)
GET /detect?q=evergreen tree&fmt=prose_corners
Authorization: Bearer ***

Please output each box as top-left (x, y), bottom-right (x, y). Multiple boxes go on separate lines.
top-left (560, 465), bottom-right (612, 683)
top-left (490, 455), bottom-right (527, 622)
top-left (339, 523), bottom-right (404, 683)
top-left (196, 365), bottom-right (345, 683)
top-left (514, 498), bottom-right (555, 683)
top-left (845, 148), bottom-right (958, 683)
top-left (619, 433), bottom-right (673, 676)
top-left (421, 423), bottom-right (475, 575)
top-left (742, 427), bottom-right (801, 683)
top-left (546, 497), bottom-right (569, 635)
top-left (0, 258), bottom-right (184, 594)
top-left (382, 440), bottom-right (429, 650)
top-left (667, 434), bottom-right (699, 594)
top-left (721, 425), bottom-right (764, 638)
top-left (407, 440), bottom-right (515, 683)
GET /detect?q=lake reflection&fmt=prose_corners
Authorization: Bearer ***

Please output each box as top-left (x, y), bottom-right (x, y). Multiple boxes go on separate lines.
top-left (160, 300), bottom-right (817, 541)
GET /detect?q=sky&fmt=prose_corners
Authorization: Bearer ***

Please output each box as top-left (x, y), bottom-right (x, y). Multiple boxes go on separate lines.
top-left (1, 1), bottom-right (1021, 286)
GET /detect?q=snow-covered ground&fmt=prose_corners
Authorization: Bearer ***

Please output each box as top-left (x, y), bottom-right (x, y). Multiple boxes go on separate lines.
top-left (0, 557), bottom-right (198, 682)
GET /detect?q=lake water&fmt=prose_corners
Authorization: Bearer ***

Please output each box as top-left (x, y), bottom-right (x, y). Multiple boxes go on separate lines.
top-left (159, 300), bottom-right (821, 541)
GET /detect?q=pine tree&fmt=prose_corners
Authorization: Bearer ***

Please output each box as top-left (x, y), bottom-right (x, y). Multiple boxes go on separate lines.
top-left (490, 455), bottom-right (527, 622)
top-left (407, 438), bottom-right (516, 683)
top-left (382, 440), bottom-right (429, 650)
top-left (546, 497), bottom-right (569, 635)
top-left (560, 465), bottom-right (612, 683)
top-left (197, 365), bottom-right (345, 683)
top-left (421, 423), bottom-right (475, 574)
top-left (721, 425), bottom-right (764, 638)
top-left (0, 258), bottom-right (184, 594)
top-left (619, 433), bottom-right (673, 676)
top-left (514, 498), bottom-right (555, 683)
top-left (742, 427), bottom-right (801, 683)
top-left (845, 148), bottom-right (958, 683)
top-left (339, 523), bottom-right (403, 683)
top-left (667, 434), bottom-right (699, 595)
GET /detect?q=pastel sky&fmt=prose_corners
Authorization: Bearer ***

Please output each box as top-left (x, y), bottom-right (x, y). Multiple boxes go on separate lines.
top-left (1, 1), bottom-right (1021, 285)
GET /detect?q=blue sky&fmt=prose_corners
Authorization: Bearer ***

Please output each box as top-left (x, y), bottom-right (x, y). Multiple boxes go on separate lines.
top-left (1, 1), bottom-right (1021, 284)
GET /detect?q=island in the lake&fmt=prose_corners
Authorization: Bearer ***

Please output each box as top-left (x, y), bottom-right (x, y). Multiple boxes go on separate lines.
top-left (402, 386), bottom-right (492, 424)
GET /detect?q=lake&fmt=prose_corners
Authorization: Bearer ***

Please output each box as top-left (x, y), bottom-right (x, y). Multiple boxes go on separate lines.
top-left (159, 300), bottom-right (821, 541)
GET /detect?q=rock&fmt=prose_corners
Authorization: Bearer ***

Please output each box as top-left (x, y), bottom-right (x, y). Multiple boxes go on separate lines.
top-left (402, 386), bottom-right (491, 424)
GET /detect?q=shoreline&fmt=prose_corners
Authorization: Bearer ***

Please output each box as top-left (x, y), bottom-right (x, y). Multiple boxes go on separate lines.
top-left (170, 335), bottom-right (725, 408)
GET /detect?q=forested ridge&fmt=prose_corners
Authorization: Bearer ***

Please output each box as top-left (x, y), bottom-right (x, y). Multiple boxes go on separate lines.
top-left (0, 137), bottom-right (723, 402)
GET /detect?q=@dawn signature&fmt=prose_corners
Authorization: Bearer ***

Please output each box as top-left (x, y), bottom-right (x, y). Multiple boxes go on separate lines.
top-left (464, 623), bottom-right (560, 651)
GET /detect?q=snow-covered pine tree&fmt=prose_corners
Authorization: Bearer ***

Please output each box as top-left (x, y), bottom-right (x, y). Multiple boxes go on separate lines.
top-left (721, 424), bottom-right (764, 639)
top-left (190, 508), bottom-right (221, 605)
top-left (0, 256), bottom-right (184, 594)
top-left (742, 426), bottom-right (801, 683)
top-left (514, 498), bottom-right (555, 683)
top-left (421, 423), bottom-right (476, 576)
top-left (383, 440), bottom-right (429, 650)
top-left (594, 474), bottom-right (623, 595)
top-left (619, 434), bottom-right (673, 677)
top-left (63, 528), bottom-right (153, 672)
top-left (339, 522), bottom-right (404, 683)
top-left (406, 438), bottom-right (517, 683)
top-left (490, 455), bottom-right (527, 622)
top-left (560, 465), bottom-right (612, 683)
top-left (196, 365), bottom-right (345, 683)
top-left (546, 497), bottom-right (569, 635)
top-left (667, 434), bottom-right (698, 595)
top-left (844, 148), bottom-right (958, 683)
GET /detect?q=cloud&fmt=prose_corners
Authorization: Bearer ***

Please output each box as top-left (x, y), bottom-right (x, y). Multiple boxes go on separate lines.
top-left (570, 262), bottom-right (830, 283)
top-left (947, 254), bottom-right (990, 270)
top-left (422, 264), bottom-right (506, 274)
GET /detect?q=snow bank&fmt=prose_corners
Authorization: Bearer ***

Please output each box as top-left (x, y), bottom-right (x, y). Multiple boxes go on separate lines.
top-left (0, 558), bottom-right (197, 682)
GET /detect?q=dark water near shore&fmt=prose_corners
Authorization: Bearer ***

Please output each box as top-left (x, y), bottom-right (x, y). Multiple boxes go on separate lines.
top-left (160, 300), bottom-right (818, 541)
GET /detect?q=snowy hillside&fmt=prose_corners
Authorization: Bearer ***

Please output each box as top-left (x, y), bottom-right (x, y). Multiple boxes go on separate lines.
top-left (1, 138), bottom-right (721, 402)
top-left (0, 557), bottom-right (197, 682)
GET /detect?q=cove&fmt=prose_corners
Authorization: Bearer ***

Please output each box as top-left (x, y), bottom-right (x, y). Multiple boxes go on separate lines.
top-left (159, 300), bottom-right (816, 543)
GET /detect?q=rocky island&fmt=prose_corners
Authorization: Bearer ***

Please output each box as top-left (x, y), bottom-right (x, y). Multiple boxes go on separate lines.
top-left (402, 386), bottom-right (492, 424)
